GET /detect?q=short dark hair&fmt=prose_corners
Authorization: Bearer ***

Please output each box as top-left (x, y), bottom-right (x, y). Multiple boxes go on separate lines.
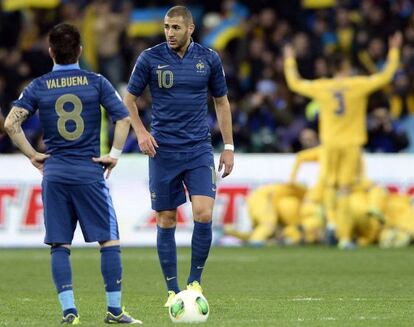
top-left (166, 6), bottom-right (193, 25)
top-left (48, 23), bottom-right (81, 65)
top-left (328, 52), bottom-right (350, 75)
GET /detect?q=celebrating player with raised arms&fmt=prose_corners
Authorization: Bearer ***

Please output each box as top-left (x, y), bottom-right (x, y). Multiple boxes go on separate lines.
top-left (124, 6), bottom-right (234, 307)
top-left (284, 32), bottom-right (402, 249)
top-left (5, 23), bottom-right (141, 325)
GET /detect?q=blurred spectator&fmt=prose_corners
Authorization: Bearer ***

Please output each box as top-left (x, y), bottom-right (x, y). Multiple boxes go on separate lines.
top-left (390, 71), bottom-right (414, 118)
top-left (366, 107), bottom-right (409, 153)
top-left (0, 1), bottom-right (413, 153)
top-left (292, 128), bottom-right (319, 152)
top-left (335, 7), bottom-right (354, 55)
top-left (94, 0), bottom-right (127, 88)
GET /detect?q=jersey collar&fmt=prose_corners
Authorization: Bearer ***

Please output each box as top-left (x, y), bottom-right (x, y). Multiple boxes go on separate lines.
top-left (52, 63), bottom-right (80, 71)
top-left (167, 38), bottom-right (194, 58)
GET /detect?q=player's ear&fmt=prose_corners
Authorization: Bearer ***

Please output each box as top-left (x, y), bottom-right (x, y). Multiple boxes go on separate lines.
top-left (78, 45), bottom-right (83, 59)
top-left (188, 23), bottom-right (195, 35)
top-left (48, 47), bottom-right (55, 61)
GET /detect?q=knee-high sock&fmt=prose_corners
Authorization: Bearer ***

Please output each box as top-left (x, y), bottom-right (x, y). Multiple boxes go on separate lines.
top-left (187, 221), bottom-right (212, 285)
top-left (51, 246), bottom-right (77, 316)
top-left (157, 225), bottom-right (180, 293)
top-left (101, 245), bottom-right (122, 316)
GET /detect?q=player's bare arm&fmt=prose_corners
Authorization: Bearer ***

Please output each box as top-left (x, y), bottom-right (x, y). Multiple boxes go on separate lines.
top-left (93, 116), bottom-right (131, 179)
top-left (5, 106), bottom-right (49, 173)
top-left (213, 95), bottom-right (234, 178)
top-left (364, 31), bottom-right (402, 92)
top-left (4, 107), bottom-right (30, 136)
top-left (283, 44), bottom-right (295, 60)
top-left (389, 31), bottom-right (403, 49)
top-left (123, 91), bottom-right (158, 157)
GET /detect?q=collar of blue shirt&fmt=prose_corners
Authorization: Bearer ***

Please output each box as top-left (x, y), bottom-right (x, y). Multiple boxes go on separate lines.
top-left (52, 63), bottom-right (80, 71)
top-left (167, 39), bottom-right (195, 57)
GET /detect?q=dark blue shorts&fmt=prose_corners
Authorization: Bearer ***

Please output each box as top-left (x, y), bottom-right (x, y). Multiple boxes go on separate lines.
top-left (149, 148), bottom-right (216, 211)
top-left (42, 180), bottom-right (119, 244)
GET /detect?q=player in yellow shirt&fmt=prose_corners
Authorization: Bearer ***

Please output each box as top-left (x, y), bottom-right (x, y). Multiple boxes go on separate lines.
top-left (289, 146), bottom-right (333, 245)
top-left (288, 145), bottom-right (388, 247)
top-left (347, 185), bottom-right (383, 247)
top-left (284, 32), bottom-right (401, 248)
top-left (224, 183), bottom-right (306, 246)
top-left (379, 192), bottom-right (414, 248)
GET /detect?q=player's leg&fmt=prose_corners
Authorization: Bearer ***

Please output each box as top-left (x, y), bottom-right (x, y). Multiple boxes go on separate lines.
top-left (99, 240), bottom-right (142, 324)
top-left (336, 146), bottom-right (361, 249)
top-left (50, 244), bottom-right (79, 324)
top-left (187, 195), bottom-right (214, 292)
top-left (99, 239), bottom-right (123, 316)
top-left (247, 188), bottom-right (278, 245)
top-left (183, 149), bottom-right (216, 291)
top-left (72, 182), bottom-right (141, 324)
top-left (320, 147), bottom-right (339, 244)
top-left (149, 151), bottom-right (187, 303)
top-left (156, 209), bottom-right (181, 302)
top-left (42, 181), bottom-right (79, 324)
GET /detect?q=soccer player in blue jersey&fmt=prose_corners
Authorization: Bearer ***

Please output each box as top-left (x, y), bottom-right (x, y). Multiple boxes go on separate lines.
top-left (4, 24), bottom-right (141, 325)
top-left (124, 6), bottom-right (234, 307)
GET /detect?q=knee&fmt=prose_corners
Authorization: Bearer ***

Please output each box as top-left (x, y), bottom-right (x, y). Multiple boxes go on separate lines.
top-left (50, 244), bottom-right (71, 255)
top-left (157, 211), bottom-right (177, 228)
top-left (193, 207), bottom-right (213, 223)
top-left (100, 240), bottom-right (120, 247)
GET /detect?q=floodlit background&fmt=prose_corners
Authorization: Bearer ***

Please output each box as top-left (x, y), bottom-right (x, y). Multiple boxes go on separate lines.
top-left (2, 1), bottom-right (414, 326)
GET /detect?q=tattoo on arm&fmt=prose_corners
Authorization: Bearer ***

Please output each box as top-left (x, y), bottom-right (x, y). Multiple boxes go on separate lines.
top-left (5, 107), bottom-right (29, 135)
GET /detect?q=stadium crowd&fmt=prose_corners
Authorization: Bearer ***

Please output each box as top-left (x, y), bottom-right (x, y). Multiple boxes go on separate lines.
top-left (0, 0), bottom-right (413, 153)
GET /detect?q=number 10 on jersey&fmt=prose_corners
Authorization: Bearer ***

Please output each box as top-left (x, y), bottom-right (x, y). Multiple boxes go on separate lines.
top-left (156, 70), bottom-right (174, 88)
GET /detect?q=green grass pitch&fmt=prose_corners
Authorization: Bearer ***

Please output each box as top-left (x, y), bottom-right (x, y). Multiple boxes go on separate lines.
top-left (1, 246), bottom-right (414, 326)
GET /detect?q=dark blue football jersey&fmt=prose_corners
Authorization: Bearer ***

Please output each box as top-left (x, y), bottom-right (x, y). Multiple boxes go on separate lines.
top-left (127, 41), bottom-right (228, 151)
top-left (13, 64), bottom-right (128, 184)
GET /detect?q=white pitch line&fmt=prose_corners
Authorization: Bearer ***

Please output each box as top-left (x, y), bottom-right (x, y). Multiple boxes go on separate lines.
top-left (290, 297), bottom-right (322, 301)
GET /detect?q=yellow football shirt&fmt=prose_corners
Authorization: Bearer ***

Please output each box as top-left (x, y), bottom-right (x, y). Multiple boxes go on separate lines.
top-left (284, 48), bottom-right (400, 147)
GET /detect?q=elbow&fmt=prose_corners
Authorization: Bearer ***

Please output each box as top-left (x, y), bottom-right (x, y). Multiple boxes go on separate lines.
top-left (120, 115), bottom-right (131, 127)
top-left (119, 116), bottom-right (131, 131)
top-left (123, 92), bottom-right (136, 108)
top-left (4, 118), bottom-right (14, 135)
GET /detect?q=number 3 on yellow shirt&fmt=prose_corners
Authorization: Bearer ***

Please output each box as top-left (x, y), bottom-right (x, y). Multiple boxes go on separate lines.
top-left (334, 92), bottom-right (345, 116)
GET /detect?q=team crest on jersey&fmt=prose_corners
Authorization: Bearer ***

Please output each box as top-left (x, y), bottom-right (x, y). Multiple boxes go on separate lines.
top-left (196, 60), bottom-right (206, 74)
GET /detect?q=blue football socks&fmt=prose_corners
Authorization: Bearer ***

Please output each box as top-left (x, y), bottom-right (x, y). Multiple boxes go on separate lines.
top-left (51, 246), bottom-right (77, 316)
top-left (101, 245), bottom-right (122, 316)
top-left (188, 221), bottom-right (212, 284)
top-left (157, 225), bottom-right (180, 293)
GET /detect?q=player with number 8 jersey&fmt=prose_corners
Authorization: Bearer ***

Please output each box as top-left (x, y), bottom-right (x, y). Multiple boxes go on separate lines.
top-left (12, 62), bottom-right (125, 183)
top-left (5, 23), bottom-right (141, 324)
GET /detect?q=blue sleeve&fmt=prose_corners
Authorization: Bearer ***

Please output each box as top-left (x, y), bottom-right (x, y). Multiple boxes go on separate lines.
top-left (127, 51), bottom-right (151, 97)
top-left (208, 50), bottom-right (228, 98)
top-left (99, 76), bottom-right (129, 122)
top-left (12, 80), bottom-right (38, 114)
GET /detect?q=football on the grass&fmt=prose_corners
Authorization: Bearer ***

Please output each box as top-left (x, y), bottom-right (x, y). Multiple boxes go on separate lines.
top-left (169, 290), bottom-right (209, 323)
